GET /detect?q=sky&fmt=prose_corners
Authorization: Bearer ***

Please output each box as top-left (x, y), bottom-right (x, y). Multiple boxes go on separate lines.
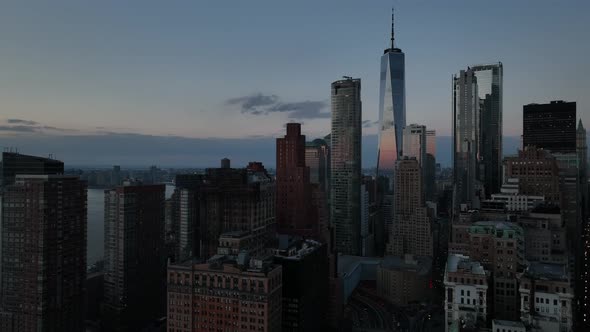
top-left (0, 0), bottom-right (588, 167)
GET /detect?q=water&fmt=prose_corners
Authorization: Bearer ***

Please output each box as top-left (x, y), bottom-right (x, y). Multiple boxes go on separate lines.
top-left (87, 184), bottom-right (174, 265)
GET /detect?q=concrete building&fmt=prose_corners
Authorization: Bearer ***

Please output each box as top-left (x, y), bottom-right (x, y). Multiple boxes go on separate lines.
top-left (305, 139), bottom-right (329, 193)
top-left (523, 101), bottom-right (576, 154)
top-left (167, 255), bottom-right (282, 332)
top-left (482, 178), bottom-right (545, 212)
top-left (517, 208), bottom-right (567, 264)
top-left (102, 184), bottom-right (166, 331)
top-left (273, 237), bottom-right (329, 332)
top-left (376, 255), bottom-right (433, 306)
top-left (519, 262), bottom-right (573, 332)
top-left (444, 254), bottom-right (489, 332)
top-left (504, 147), bottom-right (561, 205)
top-left (0, 152), bottom-right (64, 188)
top-left (387, 158), bottom-right (433, 257)
top-left (331, 77), bottom-right (362, 255)
top-left (425, 130), bottom-right (437, 200)
top-left (0, 175), bottom-right (86, 332)
top-left (492, 319), bottom-right (526, 332)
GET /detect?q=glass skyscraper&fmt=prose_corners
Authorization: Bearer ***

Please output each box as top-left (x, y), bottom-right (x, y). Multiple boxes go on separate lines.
top-left (330, 77), bottom-right (362, 256)
top-left (472, 63), bottom-right (503, 196)
top-left (376, 10), bottom-right (406, 186)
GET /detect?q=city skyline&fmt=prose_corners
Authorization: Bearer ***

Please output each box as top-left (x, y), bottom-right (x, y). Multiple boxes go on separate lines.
top-left (0, 1), bottom-right (588, 168)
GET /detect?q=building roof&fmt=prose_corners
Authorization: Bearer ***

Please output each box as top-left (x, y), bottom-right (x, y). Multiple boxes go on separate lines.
top-left (525, 262), bottom-right (569, 281)
top-left (337, 255), bottom-right (382, 277)
top-left (493, 319), bottom-right (525, 328)
top-left (447, 254), bottom-right (486, 275)
top-left (380, 255), bottom-right (432, 276)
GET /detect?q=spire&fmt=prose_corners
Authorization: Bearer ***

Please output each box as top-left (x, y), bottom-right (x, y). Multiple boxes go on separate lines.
top-left (579, 118), bottom-right (585, 131)
top-left (390, 7), bottom-right (395, 49)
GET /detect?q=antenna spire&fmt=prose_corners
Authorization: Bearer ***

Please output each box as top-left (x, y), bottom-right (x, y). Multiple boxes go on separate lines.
top-left (390, 7), bottom-right (395, 49)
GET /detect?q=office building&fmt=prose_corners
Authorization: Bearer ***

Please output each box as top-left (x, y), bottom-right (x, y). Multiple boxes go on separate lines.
top-left (0, 175), bottom-right (86, 332)
top-left (523, 101), bottom-right (576, 153)
top-left (330, 77), bottom-right (362, 255)
top-left (273, 237), bottom-right (329, 332)
top-left (276, 123), bottom-right (317, 237)
top-left (425, 130), bottom-right (437, 200)
top-left (377, 255), bottom-right (433, 307)
top-left (403, 124), bottom-right (427, 167)
top-left (444, 254), bottom-right (489, 332)
top-left (305, 139), bottom-right (329, 193)
top-left (387, 158), bottom-right (433, 257)
top-left (167, 254), bottom-right (282, 332)
top-left (102, 184), bottom-right (166, 331)
top-left (504, 147), bottom-right (561, 205)
top-left (453, 68), bottom-right (481, 210)
top-left (472, 63), bottom-right (503, 195)
top-left (376, 9), bottom-right (406, 182)
top-left (0, 152), bottom-right (63, 188)
top-left (481, 178), bottom-right (545, 212)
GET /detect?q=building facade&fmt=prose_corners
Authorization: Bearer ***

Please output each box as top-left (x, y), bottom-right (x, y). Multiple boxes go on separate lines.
top-left (377, 9), bottom-right (406, 183)
top-left (305, 139), bottom-right (329, 193)
top-left (0, 152), bottom-right (64, 188)
top-left (472, 63), bottom-right (503, 196)
top-left (377, 255), bottom-right (432, 307)
top-left (331, 77), bottom-right (362, 255)
top-left (167, 256), bottom-right (282, 332)
top-left (0, 175), bottom-right (86, 332)
top-left (102, 184), bottom-right (166, 330)
top-left (523, 101), bottom-right (576, 153)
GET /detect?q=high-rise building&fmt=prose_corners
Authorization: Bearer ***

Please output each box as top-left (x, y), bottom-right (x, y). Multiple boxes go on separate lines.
top-left (0, 175), bottom-right (86, 332)
top-left (167, 255), bottom-right (283, 332)
top-left (472, 63), bottom-right (503, 196)
top-left (305, 139), bottom-right (329, 193)
top-left (197, 162), bottom-right (275, 260)
top-left (273, 237), bottom-right (329, 332)
top-left (0, 152), bottom-right (63, 188)
top-left (376, 9), bottom-right (406, 183)
top-left (331, 77), bottom-right (362, 255)
top-left (523, 100), bottom-right (576, 153)
top-left (276, 123), bottom-right (316, 237)
top-left (503, 147), bottom-right (561, 205)
top-left (102, 184), bottom-right (166, 331)
top-left (453, 68), bottom-right (481, 211)
top-left (425, 130), bottom-right (437, 200)
top-left (403, 124), bottom-right (426, 166)
top-left (387, 158), bottom-right (433, 257)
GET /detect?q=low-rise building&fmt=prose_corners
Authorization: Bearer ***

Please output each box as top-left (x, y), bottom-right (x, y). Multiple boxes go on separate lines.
top-left (444, 254), bottom-right (489, 332)
top-left (519, 262), bottom-right (573, 332)
top-left (376, 255), bottom-right (433, 306)
top-left (492, 319), bottom-right (526, 332)
top-left (167, 254), bottom-right (282, 332)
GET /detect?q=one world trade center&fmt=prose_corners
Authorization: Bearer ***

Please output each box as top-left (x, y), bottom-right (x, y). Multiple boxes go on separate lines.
top-left (376, 9), bottom-right (406, 188)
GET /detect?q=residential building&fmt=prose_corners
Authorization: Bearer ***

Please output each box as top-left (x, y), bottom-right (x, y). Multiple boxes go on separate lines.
top-left (102, 184), bottom-right (166, 331)
top-left (0, 152), bottom-right (63, 188)
top-left (0, 175), bottom-right (86, 332)
top-left (444, 254), bottom-right (489, 332)
top-left (167, 255), bottom-right (282, 332)
top-left (331, 77), bottom-right (362, 255)
top-left (519, 262), bottom-right (573, 332)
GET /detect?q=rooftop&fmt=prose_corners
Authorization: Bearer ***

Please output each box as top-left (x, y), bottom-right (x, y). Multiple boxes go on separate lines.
top-left (526, 262), bottom-right (569, 282)
top-left (447, 254), bottom-right (486, 276)
top-left (380, 255), bottom-right (432, 276)
top-left (493, 319), bottom-right (525, 328)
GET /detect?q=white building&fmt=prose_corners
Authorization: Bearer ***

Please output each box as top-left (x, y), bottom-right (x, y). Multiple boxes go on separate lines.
top-left (484, 178), bottom-right (545, 211)
top-left (492, 319), bottom-right (526, 332)
top-left (444, 254), bottom-right (489, 332)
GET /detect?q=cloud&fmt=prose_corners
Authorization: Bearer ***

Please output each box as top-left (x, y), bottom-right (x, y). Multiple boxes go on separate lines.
top-left (226, 93), bottom-right (279, 112)
top-left (6, 119), bottom-right (38, 125)
top-left (0, 125), bottom-right (39, 132)
top-left (227, 94), bottom-right (329, 119)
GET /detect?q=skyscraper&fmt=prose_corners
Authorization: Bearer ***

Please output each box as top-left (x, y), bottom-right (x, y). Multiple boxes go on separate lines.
top-left (305, 139), bottom-right (329, 193)
top-left (425, 130), bottom-right (437, 200)
top-left (102, 184), bottom-right (166, 331)
top-left (453, 68), bottom-right (480, 211)
top-left (402, 124), bottom-right (426, 167)
top-left (387, 157), bottom-right (433, 257)
top-left (0, 152), bottom-right (64, 188)
top-left (523, 100), bottom-right (576, 153)
top-left (331, 77), bottom-right (362, 255)
top-left (376, 9), bottom-right (406, 183)
top-left (1, 175), bottom-right (87, 332)
top-left (276, 123), bottom-right (313, 236)
top-left (472, 63), bottom-right (503, 196)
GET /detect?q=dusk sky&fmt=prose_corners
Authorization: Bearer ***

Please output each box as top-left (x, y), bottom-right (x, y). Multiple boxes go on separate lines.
top-left (0, 0), bottom-right (588, 166)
